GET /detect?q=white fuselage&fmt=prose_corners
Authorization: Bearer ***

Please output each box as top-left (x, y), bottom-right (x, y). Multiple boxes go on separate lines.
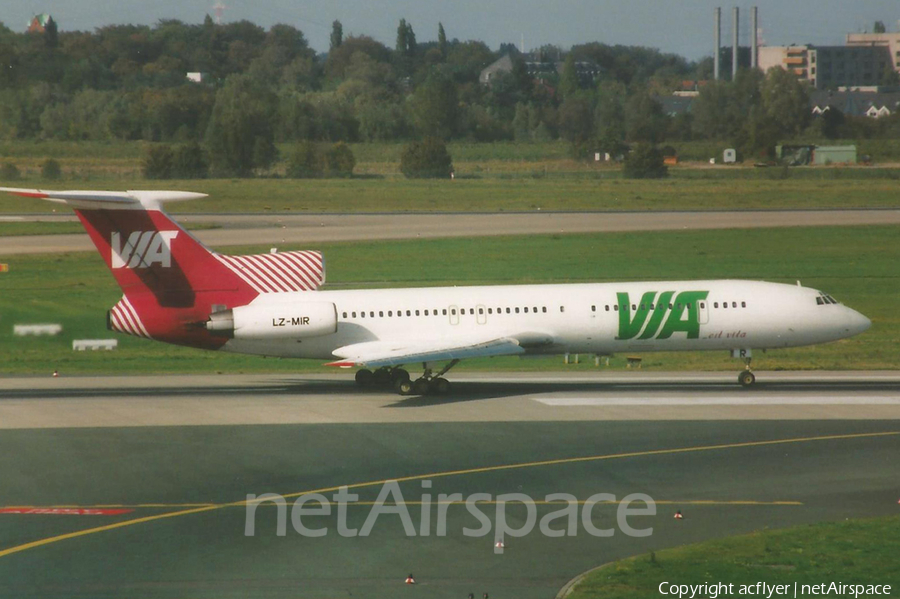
top-left (222, 280), bottom-right (871, 361)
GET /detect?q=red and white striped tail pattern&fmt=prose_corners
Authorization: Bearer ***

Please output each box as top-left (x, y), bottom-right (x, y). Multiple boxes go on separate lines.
top-left (214, 250), bottom-right (325, 294)
top-left (109, 296), bottom-right (151, 338)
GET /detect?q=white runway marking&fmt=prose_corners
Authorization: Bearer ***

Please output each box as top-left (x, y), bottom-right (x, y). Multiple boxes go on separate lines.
top-left (533, 395), bottom-right (900, 406)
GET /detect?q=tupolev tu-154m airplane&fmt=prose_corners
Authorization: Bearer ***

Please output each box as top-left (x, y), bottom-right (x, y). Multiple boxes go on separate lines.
top-left (1, 187), bottom-right (871, 394)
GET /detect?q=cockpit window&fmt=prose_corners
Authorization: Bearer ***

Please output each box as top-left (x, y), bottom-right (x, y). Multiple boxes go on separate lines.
top-left (817, 292), bottom-right (840, 306)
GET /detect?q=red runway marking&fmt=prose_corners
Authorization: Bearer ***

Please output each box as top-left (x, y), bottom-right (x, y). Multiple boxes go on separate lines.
top-left (0, 508), bottom-right (133, 516)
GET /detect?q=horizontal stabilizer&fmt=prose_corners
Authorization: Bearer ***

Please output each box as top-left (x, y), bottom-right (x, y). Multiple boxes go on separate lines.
top-left (0, 187), bottom-right (207, 210)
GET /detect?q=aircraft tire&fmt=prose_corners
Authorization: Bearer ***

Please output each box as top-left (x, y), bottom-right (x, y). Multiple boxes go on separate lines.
top-left (738, 370), bottom-right (756, 387)
top-left (430, 377), bottom-right (451, 395)
top-left (394, 377), bottom-right (413, 395)
top-left (412, 378), bottom-right (431, 395)
top-left (355, 369), bottom-right (374, 386)
top-left (391, 368), bottom-right (411, 384)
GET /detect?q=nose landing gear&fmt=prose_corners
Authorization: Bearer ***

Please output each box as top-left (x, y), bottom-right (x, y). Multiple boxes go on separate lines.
top-left (734, 351), bottom-right (756, 387)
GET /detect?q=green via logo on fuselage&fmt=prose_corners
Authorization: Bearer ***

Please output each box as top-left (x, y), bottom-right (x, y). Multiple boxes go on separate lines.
top-left (616, 291), bottom-right (709, 340)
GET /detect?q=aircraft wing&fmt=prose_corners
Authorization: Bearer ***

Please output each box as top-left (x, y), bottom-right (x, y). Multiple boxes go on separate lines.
top-left (326, 336), bottom-right (536, 368)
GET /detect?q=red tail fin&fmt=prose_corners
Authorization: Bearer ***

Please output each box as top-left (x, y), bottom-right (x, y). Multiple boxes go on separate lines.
top-left (0, 188), bottom-right (324, 350)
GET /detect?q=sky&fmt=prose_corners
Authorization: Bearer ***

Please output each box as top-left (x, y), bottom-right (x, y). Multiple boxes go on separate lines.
top-left (4, 0), bottom-right (900, 61)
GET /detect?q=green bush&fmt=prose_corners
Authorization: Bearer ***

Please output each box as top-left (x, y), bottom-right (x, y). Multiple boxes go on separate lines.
top-left (623, 143), bottom-right (668, 179)
top-left (171, 142), bottom-right (208, 179)
top-left (324, 142), bottom-right (356, 178)
top-left (142, 145), bottom-right (174, 179)
top-left (400, 137), bottom-right (453, 179)
top-left (40, 159), bottom-right (62, 181)
top-left (0, 162), bottom-right (21, 181)
top-left (286, 141), bottom-right (324, 178)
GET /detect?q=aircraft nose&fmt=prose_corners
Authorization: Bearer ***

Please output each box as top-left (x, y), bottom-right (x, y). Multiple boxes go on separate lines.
top-left (845, 308), bottom-right (871, 336)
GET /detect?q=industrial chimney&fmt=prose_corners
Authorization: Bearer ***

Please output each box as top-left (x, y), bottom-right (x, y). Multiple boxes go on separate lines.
top-left (751, 6), bottom-right (758, 69)
top-left (714, 7), bottom-right (721, 80)
top-left (732, 6), bottom-right (739, 78)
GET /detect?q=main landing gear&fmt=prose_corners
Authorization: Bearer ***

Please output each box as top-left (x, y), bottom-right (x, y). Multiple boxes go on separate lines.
top-left (354, 360), bottom-right (459, 396)
top-left (737, 354), bottom-right (755, 388)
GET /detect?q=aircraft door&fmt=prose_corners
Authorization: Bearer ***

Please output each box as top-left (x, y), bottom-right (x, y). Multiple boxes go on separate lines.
top-left (698, 299), bottom-right (709, 324)
top-left (449, 305), bottom-right (460, 325)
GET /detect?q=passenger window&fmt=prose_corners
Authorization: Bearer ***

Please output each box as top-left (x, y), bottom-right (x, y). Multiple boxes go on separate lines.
top-left (714, 302), bottom-right (719, 308)
top-left (560, 306), bottom-right (565, 313)
top-left (488, 308), bottom-right (493, 314)
top-left (605, 305), bottom-right (610, 312)
top-left (342, 312), bottom-right (347, 318)
top-left (469, 308), bottom-right (474, 315)
top-left (524, 307), bottom-right (529, 313)
top-left (592, 305), bottom-right (596, 312)
top-left (506, 308), bottom-right (511, 314)
top-left (479, 308), bottom-right (484, 315)
top-left (451, 309), bottom-right (456, 315)
top-left (406, 310), bottom-right (411, 316)
top-left (442, 309), bottom-right (447, 315)
top-left (723, 303), bottom-right (728, 309)
top-left (370, 311), bottom-right (375, 317)
top-left (741, 301), bottom-right (746, 308)
top-left (542, 307), bottom-right (547, 313)
top-left (732, 302), bottom-right (736, 308)
top-left (640, 304), bottom-right (646, 310)
top-left (352, 311), bottom-right (357, 318)
top-left (614, 305), bottom-right (619, 311)
top-left (424, 310), bottom-right (429, 316)
top-left (416, 310), bottom-right (420, 316)
top-left (361, 312), bottom-right (366, 318)
top-left (515, 307), bottom-right (520, 314)
top-left (533, 306), bottom-right (538, 313)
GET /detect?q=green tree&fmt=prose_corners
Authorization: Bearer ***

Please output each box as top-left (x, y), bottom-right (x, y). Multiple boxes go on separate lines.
top-left (171, 142), bottom-right (208, 178)
top-left (760, 66), bottom-right (810, 138)
top-left (395, 19), bottom-right (409, 56)
top-left (410, 71), bottom-right (459, 139)
top-left (400, 137), bottom-right (453, 178)
top-left (205, 74), bottom-right (278, 176)
top-left (623, 144), bottom-right (667, 179)
top-left (558, 54), bottom-right (579, 99)
top-left (625, 90), bottom-right (667, 143)
top-left (330, 20), bottom-right (343, 51)
top-left (874, 21), bottom-right (887, 34)
top-left (558, 96), bottom-right (594, 144)
top-left (286, 141), bottom-right (323, 178)
top-left (44, 17), bottom-right (59, 49)
top-left (0, 162), bottom-right (21, 181)
top-left (438, 23), bottom-right (447, 58)
top-left (143, 145), bottom-right (174, 179)
top-left (324, 142), bottom-right (356, 177)
top-left (40, 158), bottom-right (62, 180)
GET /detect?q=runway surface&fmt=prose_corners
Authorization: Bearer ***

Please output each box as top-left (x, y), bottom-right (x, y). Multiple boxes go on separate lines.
top-left (0, 372), bottom-right (899, 598)
top-left (3, 209), bottom-right (900, 254)
top-left (1, 371), bottom-right (899, 428)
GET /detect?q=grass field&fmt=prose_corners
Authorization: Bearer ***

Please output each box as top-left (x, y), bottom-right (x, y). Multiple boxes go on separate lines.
top-left (2, 175), bottom-right (900, 215)
top-left (0, 226), bottom-right (895, 375)
top-left (567, 516), bottom-right (900, 599)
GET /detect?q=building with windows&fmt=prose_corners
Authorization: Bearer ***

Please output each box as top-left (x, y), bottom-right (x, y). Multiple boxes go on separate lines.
top-left (758, 43), bottom-right (892, 89)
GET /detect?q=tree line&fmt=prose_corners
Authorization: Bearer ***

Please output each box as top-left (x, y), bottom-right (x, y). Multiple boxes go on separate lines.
top-left (2, 17), bottom-right (900, 176)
